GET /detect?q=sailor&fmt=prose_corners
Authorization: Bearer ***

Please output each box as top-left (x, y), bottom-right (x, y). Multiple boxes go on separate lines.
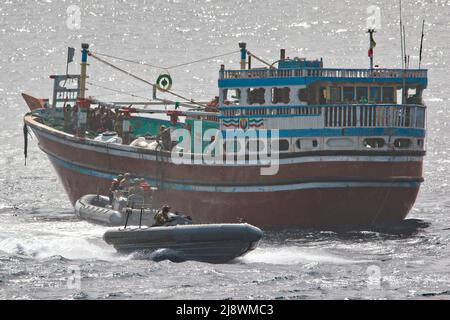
top-left (128, 179), bottom-right (145, 207)
top-left (63, 104), bottom-right (72, 130)
top-left (101, 109), bottom-right (115, 132)
top-left (71, 105), bottom-right (79, 134)
top-left (205, 96), bottom-right (219, 112)
top-left (139, 178), bottom-right (153, 206)
top-left (157, 125), bottom-right (172, 151)
top-left (109, 174), bottom-right (124, 205)
top-left (114, 109), bottom-right (123, 136)
top-left (129, 179), bottom-right (144, 197)
top-left (153, 205), bottom-right (170, 226)
top-left (119, 173), bottom-right (133, 193)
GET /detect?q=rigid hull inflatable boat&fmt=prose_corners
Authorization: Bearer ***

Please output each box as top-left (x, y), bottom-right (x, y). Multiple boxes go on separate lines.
top-left (103, 223), bottom-right (263, 264)
top-left (75, 194), bottom-right (155, 226)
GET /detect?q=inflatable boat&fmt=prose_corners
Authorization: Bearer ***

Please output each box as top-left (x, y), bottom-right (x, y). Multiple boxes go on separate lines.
top-left (103, 223), bottom-right (263, 264)
top-left (75, 194), bottom-right (156, 226)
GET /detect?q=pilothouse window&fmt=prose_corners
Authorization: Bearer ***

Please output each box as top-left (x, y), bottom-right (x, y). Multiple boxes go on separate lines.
top-left (223, 89), bottom-right (241, 105)
top-left (247, 88), bottom-right (265, 105)
top-left (272, 87), bottom-right (290, 104)
top-left (382, 87), bottom-right (395, 103)
top-left (370, 87), bottom-right (381, 102)
top-left (330, 87), bottom-right (341, 103)
top-left (343, 87), bottom-right (355, 102)
top-left (356, 87), bottom-right (368, 103)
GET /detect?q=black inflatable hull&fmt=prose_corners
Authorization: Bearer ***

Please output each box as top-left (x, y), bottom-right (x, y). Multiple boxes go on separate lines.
top-left (103, 224), bottom-right (263, 264)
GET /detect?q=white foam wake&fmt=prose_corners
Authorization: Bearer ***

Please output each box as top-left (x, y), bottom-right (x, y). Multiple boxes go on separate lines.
top-left (240, 246), bottom-right (373, 265)
top-left (0, 218), bottom-right (119, 261)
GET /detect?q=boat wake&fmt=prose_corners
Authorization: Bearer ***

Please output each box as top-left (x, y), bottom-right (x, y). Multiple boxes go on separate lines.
top-left (0, 215), bottom-right (118, 261)
top-left (240, 246), bottom-right (375, 265)
top-left (0, 235), bottom-right (116, 261)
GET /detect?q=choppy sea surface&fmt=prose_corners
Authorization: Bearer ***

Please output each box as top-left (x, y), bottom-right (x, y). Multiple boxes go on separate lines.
top-left (0, 0), bottom-right (449, 299)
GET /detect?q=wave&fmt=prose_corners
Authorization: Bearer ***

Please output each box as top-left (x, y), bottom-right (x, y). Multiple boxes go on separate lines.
top-left (240, 246), bottom-right (374, 265)
top-left (0, 236), bottom-right (117, 261)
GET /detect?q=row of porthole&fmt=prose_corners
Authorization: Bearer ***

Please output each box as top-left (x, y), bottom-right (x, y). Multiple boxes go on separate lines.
top-left (224, 138), bottom-right (422, 153)
top-left (362, 138), bottom-right (424, 149)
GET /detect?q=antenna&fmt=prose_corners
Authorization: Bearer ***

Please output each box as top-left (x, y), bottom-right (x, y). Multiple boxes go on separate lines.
top-left (367, 28), bottom-right (376, 69)
top-left (403, 25), bottom-right (407, 69)
top-left (399, 0), bottom-right (404, 69)
top-left (419, 19), bottom-right (425, 69)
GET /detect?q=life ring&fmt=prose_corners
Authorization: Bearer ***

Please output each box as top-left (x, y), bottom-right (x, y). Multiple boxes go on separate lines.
top-left (156, 73), bottom-right (173, 91)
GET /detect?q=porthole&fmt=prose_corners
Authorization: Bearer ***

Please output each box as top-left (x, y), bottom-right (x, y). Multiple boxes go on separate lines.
top-left (271, 139), bottom-right (290, 152)
top-left (394, 138), bottom-right (411, 149)
top-left (363, 138), bottom-right (385, 149)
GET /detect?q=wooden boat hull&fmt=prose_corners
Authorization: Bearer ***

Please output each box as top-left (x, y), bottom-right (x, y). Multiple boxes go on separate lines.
top-left (25, 114), bottom-right (424, 229)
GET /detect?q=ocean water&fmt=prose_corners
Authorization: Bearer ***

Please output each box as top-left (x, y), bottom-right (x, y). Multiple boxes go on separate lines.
top-left (0, 0), bottom-right (449, 299)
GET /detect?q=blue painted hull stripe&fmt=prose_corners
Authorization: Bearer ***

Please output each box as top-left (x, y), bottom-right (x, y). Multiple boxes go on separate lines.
top-left (47, 154), bottom-right (420, 193)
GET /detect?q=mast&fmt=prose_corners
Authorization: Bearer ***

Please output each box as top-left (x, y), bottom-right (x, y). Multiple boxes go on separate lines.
top-left (239, 42), bottom-right (247, 70)
top-left (77, 43), bottom-right (90, 138)
top-left (79, 43), bottom-right (89, 99)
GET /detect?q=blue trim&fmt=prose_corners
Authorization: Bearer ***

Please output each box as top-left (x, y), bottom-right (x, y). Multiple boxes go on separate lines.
top-left (219, 77), bottom-right (427, 88)
top-left (219, 104), bottom-right (425, 110)
top-left (225, 68), bottom-right (427, 72)
top-left (81, 49), bottom-right (88, 63)
top-left (279, 128), bottom-right (425, 138)
top-left (46, 153), bottom-right (421, 193)
top-left (221, 104), bottom-right (311, 110)
top-left (220, 128), bottom-right (426, 138)
top-left (240, 48), bottom-right (246, 60)
top-left (220, 113), bottom-right (321, 119)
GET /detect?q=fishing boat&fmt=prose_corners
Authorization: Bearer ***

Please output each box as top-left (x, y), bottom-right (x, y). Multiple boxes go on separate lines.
top-left (22, 31), bottom-right (428, 229)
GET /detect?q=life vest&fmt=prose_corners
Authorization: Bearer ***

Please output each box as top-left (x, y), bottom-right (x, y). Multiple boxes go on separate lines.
top-left (110, 179), bottom-right (120, 191)
top-left (140, 181), bottom-right (151, 191)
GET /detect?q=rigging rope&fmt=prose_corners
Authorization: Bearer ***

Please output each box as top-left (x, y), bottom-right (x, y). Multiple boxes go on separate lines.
top-left (246, 50), bottom-right (274, 69)
top-left (91, 50), bottom-right (239, 70)
top-left (165, 50), bottom-right (239, 69)
top-left (87, 81), bottom-right (153, 101)
top-left (89, 52), bottom-right (165, 70)
top-left (88, 52), bottom-right (207, 108)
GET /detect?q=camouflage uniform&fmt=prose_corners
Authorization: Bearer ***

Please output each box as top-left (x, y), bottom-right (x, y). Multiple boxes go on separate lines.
top-left (154, 210), bottom-right (169, 226)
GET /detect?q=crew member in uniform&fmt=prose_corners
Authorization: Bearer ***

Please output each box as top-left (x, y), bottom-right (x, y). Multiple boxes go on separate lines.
top-left (153, 205), bottom-right (170, 226)
top-left (157, 125), bottom-right (172, 151)
top-left (109, 174), bottom-right (124, 205)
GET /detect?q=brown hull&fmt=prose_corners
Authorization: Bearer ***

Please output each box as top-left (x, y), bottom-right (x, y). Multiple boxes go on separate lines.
top-left (51, 160), bottom-right (418, 227)
top-left (25, 115), bottom-right (423, 228)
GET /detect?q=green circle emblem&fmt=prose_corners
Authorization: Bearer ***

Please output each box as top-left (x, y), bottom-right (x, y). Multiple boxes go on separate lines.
top-left (156, 73), bottom-right (173, 91)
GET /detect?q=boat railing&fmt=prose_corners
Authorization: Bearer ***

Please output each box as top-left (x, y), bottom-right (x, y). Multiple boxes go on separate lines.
top-left (123, 194), bottom-right (157, 229)
top-left (220, 104), bottom-right (426, 129)
top-left (322, 104), bottom-right (425, 129)
top-left (221, 68), bottom-right (428, 80)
